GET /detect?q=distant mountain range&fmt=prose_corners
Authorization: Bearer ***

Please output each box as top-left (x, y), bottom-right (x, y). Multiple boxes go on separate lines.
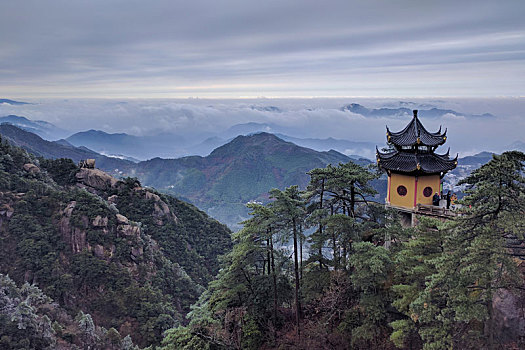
top-left (0, 124), bottom-right (133, 173)
top-left (65, 129), bottom-right (194, 160)
top-left (0, 125), bottom-right (362, 228)
top-left (275, 133), bottom-right (376, 160)
top-left (0, 114), bottom-right (70, 140)
top-left (341, 103), bottom-right (496, 119)
top-left (1, 101), bottom-right (501, 162)
top-left (507, 140), bottom-right (525, 152)
top-left (0, 113), bottom-right (517, 229)
top-left (65, 124), bottom-right (378, 161)
top-left (0, 98), bottom-right (30, 105)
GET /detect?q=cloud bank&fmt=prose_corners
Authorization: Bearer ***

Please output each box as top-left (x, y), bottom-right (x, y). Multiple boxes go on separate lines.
top-left (0, 97), bottom-right (523, 158)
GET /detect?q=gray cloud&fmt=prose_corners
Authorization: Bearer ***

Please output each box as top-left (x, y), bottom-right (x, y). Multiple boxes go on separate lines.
top-left (1, 1), bottom-right (524, 97)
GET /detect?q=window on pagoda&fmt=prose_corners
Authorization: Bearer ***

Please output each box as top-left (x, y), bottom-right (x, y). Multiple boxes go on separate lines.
top-left (397, 185), bottom-right (408, 196)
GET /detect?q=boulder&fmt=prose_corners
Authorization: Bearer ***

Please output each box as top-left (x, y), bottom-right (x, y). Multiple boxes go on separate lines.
top-left (76, 168), bottom-right (118, 192)
top-left (116, 214), bottom-right (129, 225)
top-left (145, 191), bottom-right (161, 201)
top-left (143, 190), bottom-right (178, 225)
top-left (23, 163), bottom-right (40, 174)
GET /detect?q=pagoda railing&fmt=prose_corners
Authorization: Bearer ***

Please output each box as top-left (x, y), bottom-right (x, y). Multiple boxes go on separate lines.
top-left (385, 201), bottom-right (458, 218)
top-left (415, 203), bottom-right (457, 217)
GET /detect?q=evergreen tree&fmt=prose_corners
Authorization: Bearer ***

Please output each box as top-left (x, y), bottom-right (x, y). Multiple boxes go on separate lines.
top-left (391, 151), bottom-right (525, 349)
top-left (349, 242), bottom-right (393, 348)
top-left (269, 186), bottom-right (306, 338)
top-left (0, 274), bottom-right (56, 349)
top-left (445, 151), bottom-right (525, 348)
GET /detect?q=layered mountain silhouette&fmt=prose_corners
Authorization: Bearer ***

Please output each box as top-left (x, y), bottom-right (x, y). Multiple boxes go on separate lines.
top-left (0, 124), bottom-right (133, 172)
top-left (0, 124), bottom-right (499, 229)
top-left (0, 114), bottom-right (70, 140)
top-left (0, 98), bottom-right (30, 105)
top-left (341, 103), bottom-right (495, 119)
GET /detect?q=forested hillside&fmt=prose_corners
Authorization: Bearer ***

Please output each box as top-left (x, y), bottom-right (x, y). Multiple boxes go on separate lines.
top-left (160, 152), bottom-right (525, 349)
top-left (0, 135), bottom-right (232, 348)
top-left (136, 133), bottom-right (359, 229)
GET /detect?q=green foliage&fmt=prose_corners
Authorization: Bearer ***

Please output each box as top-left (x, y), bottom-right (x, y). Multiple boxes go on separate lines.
top-left (349, 242), bottom-right (393, 345)
top-left (39, 157), bottom-right (78, 186)
top-left (241, 314), bottom-right (263, 350)
top-left (0, 274), bottom-right (56, 349)
top-left (159, 326), bottom-right (211, 350)
top-left (162, 153), bottom-right (525, 349)
top-left (113, 179), bottom-right (232, 287)
top-left (388, 151), bottom-right (525, 349)
top-left (0, 140), bottom-right (232, 348)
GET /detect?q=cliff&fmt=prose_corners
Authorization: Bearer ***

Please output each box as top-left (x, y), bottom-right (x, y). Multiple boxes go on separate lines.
top-left (0, 135), bottom-right (232, 348)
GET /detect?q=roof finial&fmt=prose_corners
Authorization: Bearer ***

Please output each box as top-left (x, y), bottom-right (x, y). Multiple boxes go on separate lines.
top-left (413, 110), bottom-right (418, 118)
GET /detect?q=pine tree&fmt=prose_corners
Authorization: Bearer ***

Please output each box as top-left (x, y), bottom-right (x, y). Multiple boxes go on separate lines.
top-left (447, 151), bottom-right (525, 348)
top-left (269, 185), bottom-right (306, 338)
top-left (391, 151), bottom-right (525, 349)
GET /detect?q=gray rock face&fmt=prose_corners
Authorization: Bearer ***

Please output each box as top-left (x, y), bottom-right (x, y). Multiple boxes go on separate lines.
top-left (131, 246), bottom-right (143, 260)
top-left (116, 214), bottom-right (129, 225)
top-left (59, 201), bottom-right (85, 253)
top-left (92, 215), bottom-right (108, 227)
top-left (0, 192), bottom-right (17, 229)
top-left (143, 190), bottom-right (178, 225)
top-left (23, 163), bottom-right (40, 174)
top-left (92, 244), bottom-right (105, 258)
top-left (118, 224), bottom-right (140, 237)
top-left (493, 285), bottom-right (525, 344)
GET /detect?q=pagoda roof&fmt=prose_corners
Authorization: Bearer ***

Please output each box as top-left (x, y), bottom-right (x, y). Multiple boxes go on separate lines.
top-left (376, 147), bottom-right (458, 175)
top-left (386, 110), bottom-right (447, 147)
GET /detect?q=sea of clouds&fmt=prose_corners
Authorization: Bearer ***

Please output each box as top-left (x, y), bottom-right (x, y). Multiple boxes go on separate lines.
top-left (1, 97), bottom-right (523, 159)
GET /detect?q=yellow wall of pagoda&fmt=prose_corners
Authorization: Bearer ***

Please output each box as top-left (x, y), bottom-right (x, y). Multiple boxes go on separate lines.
top-left (388, 173), bottom-right (442, 208)
top-left (389, 173), bottom-right (415, 208)
top-left (416, 175), bottom-right (441, 206)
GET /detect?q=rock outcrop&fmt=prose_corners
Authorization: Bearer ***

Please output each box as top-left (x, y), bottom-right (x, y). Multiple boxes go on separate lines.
top-left (23, 163), bottom-right (40, 174)
top-left (92, 215), bottom-right (109, 227)
top-left (0, 192), bottom-right (18, 229)
top-left (141, 189), bottom-right (178, 225)
top-left (59, 201), bottom-right (90, 253)
top-left (116, 213), bottom-right (129, 225)
top-left (76, 168), bottom-right (118, 193)
top-left (492, 261), bottom-right (525, 344)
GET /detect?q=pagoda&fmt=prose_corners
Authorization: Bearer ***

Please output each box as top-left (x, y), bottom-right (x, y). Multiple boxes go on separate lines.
top-left (376, 110), bottom-right (457, 220)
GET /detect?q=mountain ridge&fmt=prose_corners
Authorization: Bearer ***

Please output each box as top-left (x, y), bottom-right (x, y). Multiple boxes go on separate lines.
top-left (0, 124), bottom-right (133, 173)
top-left (0, 114), bottom-right (70, 140)
top-left (341, 103), bottom-right (496, 119)
top-left (0, 135), bottom-right (232, 347)
top-left (0, 98), bottom-right (30, 105)
top-left (0, 124), bottom-right (506, 229)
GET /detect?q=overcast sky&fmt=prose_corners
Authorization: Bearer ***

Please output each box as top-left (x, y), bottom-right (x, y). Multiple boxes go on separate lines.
top-left (1, 0), bottom-right (524, 98)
